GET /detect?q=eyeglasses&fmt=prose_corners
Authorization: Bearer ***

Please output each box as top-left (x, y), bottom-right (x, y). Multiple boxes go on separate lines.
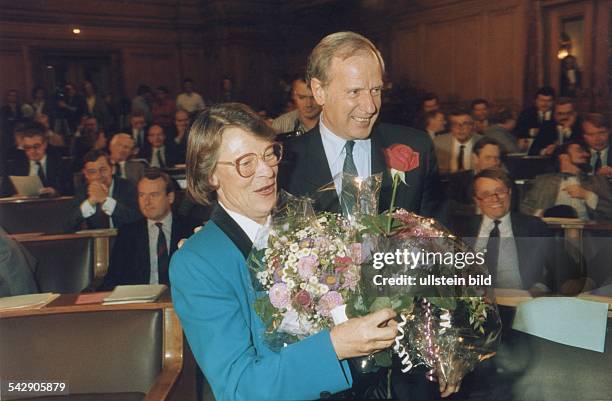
top-left (217, 143), bottom-right (283, 178)
top-left (452, 121), bottom-right (474, 128)
top-left (475, 188), bottom-right (509, 202)
top-left (85, 167), bottom-right (111, 176)
top-left (23, 144), bottom-right (44, 151)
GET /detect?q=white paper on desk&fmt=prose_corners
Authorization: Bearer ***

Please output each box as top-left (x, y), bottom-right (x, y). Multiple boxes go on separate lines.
top-left (512, 297), bottom-right (608, 353)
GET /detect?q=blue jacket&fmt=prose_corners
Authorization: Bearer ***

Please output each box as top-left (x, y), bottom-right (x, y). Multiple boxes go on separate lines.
top-left (170, 206), bottom-right (352, 401)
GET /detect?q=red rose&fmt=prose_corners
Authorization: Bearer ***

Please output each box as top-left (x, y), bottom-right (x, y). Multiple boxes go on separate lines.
top-left (383, 144), bottom-right (420, 172)
top-left (295, 290), bottom-right (312, 307)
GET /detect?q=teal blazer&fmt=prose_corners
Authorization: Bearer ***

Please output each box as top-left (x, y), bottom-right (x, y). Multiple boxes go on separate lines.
top-left (170, 206), bottom-right (352, 401)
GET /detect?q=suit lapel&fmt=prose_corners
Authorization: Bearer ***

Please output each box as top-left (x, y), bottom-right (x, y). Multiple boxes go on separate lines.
top-left (370, 128), bottom-right (393, 212)
top-left (141, 220), bottom-right (151, 283)
top-left (170, 215), bottom-right (181, 253)
top-left (210, 204), bottom-right (253, 260)
top-left (304, 127), bottom-right (340, 213)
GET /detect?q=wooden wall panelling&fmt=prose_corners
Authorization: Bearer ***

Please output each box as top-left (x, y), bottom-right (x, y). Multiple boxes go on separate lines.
top-left (390, 28), bottom-right (418, 87)
top-left (592, 1), bottom-right (611, 114)
top-left (422, 20), bottom-right (454, 100)
top-left (452, 14), bottom-right (482, 102)
top-left (0, 48), bottom-right (27, 100)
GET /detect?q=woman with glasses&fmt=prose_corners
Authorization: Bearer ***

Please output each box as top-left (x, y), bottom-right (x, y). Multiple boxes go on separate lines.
top-left (170, 103), bottom-right (398, 401)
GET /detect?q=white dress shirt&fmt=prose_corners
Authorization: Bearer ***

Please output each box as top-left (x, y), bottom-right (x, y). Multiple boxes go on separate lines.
top-left (147, 212), bottom-right (173, 284)
top-left (475, 213), bottom-right (522, 289)
top-left (176, 92), bottom-right (205, 113)
top-left (80, 179), bottom-right (118, 227)
top-left (219, 202), bottom-right (264, 243)
top-left (150, 146), bottom-right (166, 167)
top-left (28, 155), bottom-right (47, 177)
top-left (590, 147), bottom-right (609, 171)
top-left (319, 119), bottom-right (371, 196)
top-left (450, 136), bottom-right (475, 173)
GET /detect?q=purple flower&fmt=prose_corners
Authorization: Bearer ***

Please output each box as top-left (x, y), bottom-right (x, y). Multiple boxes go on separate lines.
top-left (317, 291), bottom-right (344, 317)
top-left (269, 283), bottom-right (290, 309)
top-left (341, 269), bottom-right (359, 291)
top-left (297, 255), bottom-right (318, 279)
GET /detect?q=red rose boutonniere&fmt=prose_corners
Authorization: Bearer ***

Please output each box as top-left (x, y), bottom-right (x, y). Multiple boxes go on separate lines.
top-left (382, 144), bottom-right (420, 232)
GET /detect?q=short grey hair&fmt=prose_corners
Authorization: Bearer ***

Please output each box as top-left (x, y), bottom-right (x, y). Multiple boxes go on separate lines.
top-left (305, 31), bottom-right (385, 87)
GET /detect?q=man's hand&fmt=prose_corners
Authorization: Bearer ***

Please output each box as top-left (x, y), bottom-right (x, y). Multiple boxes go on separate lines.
top-left (330, 308), bottom-right (398, 360)
top-left (540, 143), bottom-right (557, 156)
top-left (94, 132), bottom-right (107, 150)
top-left (38, 187), bottom-right (58, 197)
top-left (438, 375), bottom-right (461, 398)
top-left (87, 182), bottom-right (109, 205)
top-left (596, 165), bottom-right (612, 178)
top-left (564, 184), bottom-right (588, 199)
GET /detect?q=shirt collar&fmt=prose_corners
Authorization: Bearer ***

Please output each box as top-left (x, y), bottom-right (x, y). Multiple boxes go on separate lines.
top-left (482, 212), bottom-right (511, 230)
top-left (218, 201), bottom-right (264, 243)
top-left (147, 211), bottom-right (173, 230)
top-left (320, 118), bottom-right (347, 165)
top-left (31, 155), bottom-right (47, 166)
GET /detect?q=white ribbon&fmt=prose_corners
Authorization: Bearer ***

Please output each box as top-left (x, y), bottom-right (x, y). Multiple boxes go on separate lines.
top-left (393, 313), bottom-right (413, 373)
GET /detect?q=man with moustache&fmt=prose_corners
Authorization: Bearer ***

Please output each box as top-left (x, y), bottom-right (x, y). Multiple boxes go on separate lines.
top-left (280, 31), bottom-right (450, 400)
top-left (272, 77), bottom-right (322, 136)
top-left (280, 32), bottom-right (441, 220)
top-left (581, 113), bottom-right (612, 178)
top-left (529, 98), bottom-right (582, 156)
top-left (521, 141), bottom-right (612, 220)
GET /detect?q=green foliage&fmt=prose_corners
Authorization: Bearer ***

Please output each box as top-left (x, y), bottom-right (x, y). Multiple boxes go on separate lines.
top-left (254, 297), bottom-right (275, 328)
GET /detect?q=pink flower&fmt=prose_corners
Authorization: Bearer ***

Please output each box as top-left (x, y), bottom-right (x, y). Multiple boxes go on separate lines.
top-left (334, 256), bottom-right (353, 272)
top-left (350, 243), bottom-right (364, 264)
top-left (341, 269), bottom-right (359, 291)
top-left (269, 283), bottom-right (290, 309)
top-left (294, 290), bottom-right (312, 307)
top-left (317, 291), bottom-right (344, 317)
top-left (297, 255), bottom-right (318, 279)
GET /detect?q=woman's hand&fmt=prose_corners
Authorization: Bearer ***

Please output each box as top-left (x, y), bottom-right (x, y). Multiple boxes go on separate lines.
top-left (330, 308), bottom-right (398, 360)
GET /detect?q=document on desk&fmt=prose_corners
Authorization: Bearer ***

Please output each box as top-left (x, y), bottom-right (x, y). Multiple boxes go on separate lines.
top-left (0, 293), bottom-right (60, 310)
top-left (103, 284), bottom-right (167, 305)
top-left (512, 297), bottom-right (609, 352)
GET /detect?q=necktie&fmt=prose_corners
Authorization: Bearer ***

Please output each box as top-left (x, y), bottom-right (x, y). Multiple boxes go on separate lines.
top-left (95, 205), bottom-right (110, 228)
top-left (156, 222), bottom-right (170, 285)
top-left (36, 161), bottom-right (47, 186)
top-left (594, 151), bottom-right (602, 173)
top-left (157, 149), bottom-right (166, 168)
top-left (340, 141), bottom-right (358, 216)
top-left (457, 145), bottom-right (465, 171)
top-left (485, 219), bottom-right (501, 284)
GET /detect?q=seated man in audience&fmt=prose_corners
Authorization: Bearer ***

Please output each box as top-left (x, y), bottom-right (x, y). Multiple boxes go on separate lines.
top-left (582, 113), bottom-right (612, 178)
top-left (9, 122), bottom-right (72, 196)
top-left (421, 110), bottom-right (446, 140)
top-left (169, 109), bottom-right (190, 163)
top-left (272, 77), bottom-right (322, 136)
top-left (521, 141), bottom-right (612, 220)
top-left (100, 170), bottom-right (198, 289)
top-left (66, 149), bottom-right (140, 231)
top-left (127, 110), bottom-right (148, 158)
top-left (530, 97), bottom-right (582, 156)
top-left (72, 115), bottom-right (107, 170)
top-left (484, 107), bottom-right (521, 154)
top-left (446, 137), bottom-right (502, 216)
top-left (433, 109), bottom-right (482, 174)
top-left (175, 77), bottom-right (205, 115)
top-left (470, 98), bottom-right (490, 134)
top-left (514, 86), bottom-right (557, 155)
top-left (451, 169), bottom-right (578, 293)
top-left (145, 124), bottom-right (178, 168)
top-left (412, 92), bottom-right (439, 127)
top-left (108, 133), bottom-right (144, 186)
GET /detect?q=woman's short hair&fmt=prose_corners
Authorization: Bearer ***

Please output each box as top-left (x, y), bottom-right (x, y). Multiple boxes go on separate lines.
top-left (186, 103), bottom-right (276, 206)
top-left (306, 31), bottom-right (385, 87)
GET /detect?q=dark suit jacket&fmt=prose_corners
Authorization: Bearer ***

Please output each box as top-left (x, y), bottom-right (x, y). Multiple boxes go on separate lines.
top-left (100, 214), bottom-right (200, 290)
top-left (279, 123), bottom-right (442, 218)
top-left (9, 146), bottom-right (73, 195)
top-left (450, 212), bottom-right (577, 291)
top-left (145, 142), bottom-right (179, 168)
top-left (529, 118), bottom-right (582, 156)
top-left (65, 177), bottom-right (141, 231)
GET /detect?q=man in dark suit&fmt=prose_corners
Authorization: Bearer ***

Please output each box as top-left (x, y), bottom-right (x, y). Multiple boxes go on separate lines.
top-left (529, 98), bottom-right (582, 156)
top-left (280, 31), bottom-right (451, 400)
top-left (100, 170), bottom-right (198, 290)
top-left (280, 33), bottom-right (441, 220)
top-left (9, 122), bottom-right (72, 196)
top-left (451, 169), bottom-right (578, 292)
top-left (514, 86), bottom-right (557, 155)
top-left (145, 124), bottom-right (178, 168)
top-left (66, 149), bottom-right (140, 231)
top-left (582, 113), bottom-right (612, 178)
top-left (521, 141), bottom-right (612, 220)
top-left (108, 133), bottom-right (145, 186)
top-left (127, 110), bottom-right (148, 158)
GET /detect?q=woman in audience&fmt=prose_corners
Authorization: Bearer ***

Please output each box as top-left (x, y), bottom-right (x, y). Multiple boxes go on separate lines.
top-left (170, 103), bottom-right (398, 401)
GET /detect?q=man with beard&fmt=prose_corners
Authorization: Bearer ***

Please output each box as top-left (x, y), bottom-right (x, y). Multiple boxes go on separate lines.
top-left (521, 141), bottom-right (612, 220)
top-left (272, 77), bottom-right (322, 136)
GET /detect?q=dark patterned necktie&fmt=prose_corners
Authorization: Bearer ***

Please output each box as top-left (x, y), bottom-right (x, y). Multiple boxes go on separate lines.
top-left (36, 161), bottom-right (47, 186)
top-left (594, 151), bottom-right (602, 173)
top-left (457, 145), bottom-right (465, 171)
top-left (156, 222), bottom-right (170, 285)
top-left (485, 219), bottom-right (501, 283)
top-left (340, 141), bottom-right (358, 216)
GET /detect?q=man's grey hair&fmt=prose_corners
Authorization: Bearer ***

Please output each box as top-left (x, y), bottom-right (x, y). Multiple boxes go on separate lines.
top-left (305, 31), bottom-right (385, 87)
top-left (110, 133), bottom-right (134, 147)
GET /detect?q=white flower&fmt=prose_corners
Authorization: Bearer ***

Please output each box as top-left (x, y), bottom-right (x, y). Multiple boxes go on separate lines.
top-left (309, 276), bottom-right (319, 285)
top-left (299, 283), bottom-right (306, 289)
top-left (288, 254), bottom-right (297, 263)
top-left (318, 284), bottom-right (330, 294)
top-left (290, 243), bottom-right (299, 252)
top-left (286, 279), bottom-right (296, 289)
top-left (318, 217), bottom-right (328, 223)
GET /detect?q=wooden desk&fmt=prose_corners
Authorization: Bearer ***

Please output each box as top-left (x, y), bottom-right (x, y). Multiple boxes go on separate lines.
top-left (0, 292), bottom-right (183, 401)
top-left (0, 195), bottom-right (74, 234)
top-left (12, 229), bottom-right (117, 293)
